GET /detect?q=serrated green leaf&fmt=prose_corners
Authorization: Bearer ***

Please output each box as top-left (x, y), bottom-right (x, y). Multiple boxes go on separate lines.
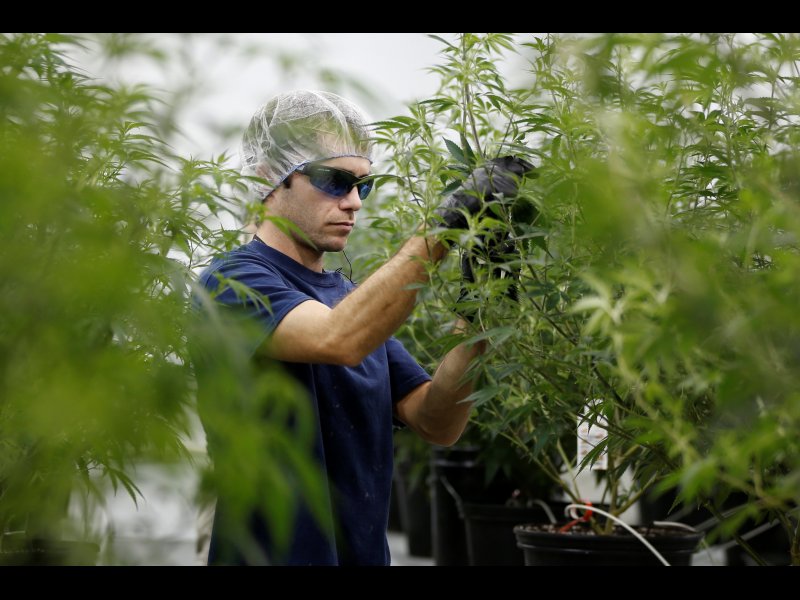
top-left (444, 138), bottom-right (470, 166)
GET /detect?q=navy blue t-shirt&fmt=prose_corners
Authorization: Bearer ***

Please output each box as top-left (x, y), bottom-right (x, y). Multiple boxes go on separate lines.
top-left (199, 239), bottom-right (430, 565)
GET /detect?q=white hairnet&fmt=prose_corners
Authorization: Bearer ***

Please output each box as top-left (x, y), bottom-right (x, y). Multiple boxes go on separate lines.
top-left (240, 90), bottom-right (374, 199)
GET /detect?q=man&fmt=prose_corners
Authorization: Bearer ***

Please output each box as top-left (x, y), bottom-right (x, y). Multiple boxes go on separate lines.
top-left (199, 90), bottom-right (532, 565)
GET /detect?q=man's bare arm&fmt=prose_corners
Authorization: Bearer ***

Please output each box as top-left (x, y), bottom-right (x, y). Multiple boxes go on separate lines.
top-left (394, 321), bottom-right (486, 446)
top-left (262, 235), bottom-right (447, 366)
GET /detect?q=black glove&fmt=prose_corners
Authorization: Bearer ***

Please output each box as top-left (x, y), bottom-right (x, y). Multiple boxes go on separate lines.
top-left (434, 155), bottom-right (535, 230)
top-left (456, 231), bottom-right (519, 323)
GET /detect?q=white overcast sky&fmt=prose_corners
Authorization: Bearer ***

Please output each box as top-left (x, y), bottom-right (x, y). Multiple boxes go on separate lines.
top-left (75, 34), bottom-right (448, 158)
top-left (178, 33), bottom-right (450, 158)
top-left (74, 33), bottom-right (525, 164)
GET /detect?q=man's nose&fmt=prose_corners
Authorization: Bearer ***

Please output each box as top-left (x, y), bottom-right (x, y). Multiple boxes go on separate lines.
top-left (338, 186), bottom-right (363, 212)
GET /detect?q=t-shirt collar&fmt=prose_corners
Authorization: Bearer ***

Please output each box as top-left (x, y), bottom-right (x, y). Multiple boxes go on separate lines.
top-left (247, 238), bottom-right (341, 286)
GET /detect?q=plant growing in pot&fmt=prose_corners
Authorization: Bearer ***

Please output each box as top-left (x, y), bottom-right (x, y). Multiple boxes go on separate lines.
top-left (450, 427), bottom-right (560, 566)
top-left (373, 33), bottom-right (800, 565)
top-left (0, 34), bottom-right (323, 565)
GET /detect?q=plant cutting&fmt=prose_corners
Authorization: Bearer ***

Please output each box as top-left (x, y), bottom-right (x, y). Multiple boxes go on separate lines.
top-left (372, 33), bottom-right (800, 565)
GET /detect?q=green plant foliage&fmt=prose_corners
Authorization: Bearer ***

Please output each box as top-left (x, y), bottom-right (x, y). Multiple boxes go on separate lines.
top-left (371, 33), bottom-right (800, 564)
top-left (0, 33), bottom-right (321, 562)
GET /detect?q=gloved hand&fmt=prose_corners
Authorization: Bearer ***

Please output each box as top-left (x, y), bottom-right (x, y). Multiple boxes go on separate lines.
top-left (455, 231), bottom-right (519, 323)
top-left (434, 155), bottom-right (535, 230)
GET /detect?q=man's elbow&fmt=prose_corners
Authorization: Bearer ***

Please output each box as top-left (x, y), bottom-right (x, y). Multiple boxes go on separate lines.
top-left (317, 351), bottom-right (363, 367)
top-left (419, 425), bottom-right (465, 448)
top-left (333, 334), bottom-right (384, 367)
top-left (318, 332), bottom-right (366, 367)
top-left (336, 342), bottom-right (366, 368)
top-left (428, 433), bottom-right (461, 447)
top-left (340, 353), bottom-right (364, 368)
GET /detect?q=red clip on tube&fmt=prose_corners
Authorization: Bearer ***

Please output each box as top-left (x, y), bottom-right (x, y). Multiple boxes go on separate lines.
top-left (558, 501), bottom-right (593, 533)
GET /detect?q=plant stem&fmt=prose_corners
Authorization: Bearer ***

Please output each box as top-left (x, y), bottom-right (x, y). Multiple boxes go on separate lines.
top-left (459, 35), bottom-right (484, 159)
top-left (555, 438), bottom-right (580, 500)
top-left (477, 415), bottom-right (565, 494)
top-left (603, 430), bottom-right (618, 534)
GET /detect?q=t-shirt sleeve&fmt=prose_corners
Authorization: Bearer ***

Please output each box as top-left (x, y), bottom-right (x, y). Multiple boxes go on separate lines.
top-left (386, 336), bottom-right (431, 405)
top-left (201, 257), bottom-right (311, 352)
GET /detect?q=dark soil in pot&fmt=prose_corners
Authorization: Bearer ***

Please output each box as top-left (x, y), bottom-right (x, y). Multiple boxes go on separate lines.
top-left (514, 522), bottom-right (703, 566)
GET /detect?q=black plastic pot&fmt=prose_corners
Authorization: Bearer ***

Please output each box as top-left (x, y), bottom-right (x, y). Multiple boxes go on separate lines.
top-left (514, 524), bottom-right (703, 566)
top-left (394, 463), bottom-right (432, 557)
top-left (639, 489), bottom-right (792, 565)
top-left (388, 480), bottom-right (403, 533)
top-left (461, 502), bottom-right (554, 566)
top-left (430, 446), bottom-right (514, 566)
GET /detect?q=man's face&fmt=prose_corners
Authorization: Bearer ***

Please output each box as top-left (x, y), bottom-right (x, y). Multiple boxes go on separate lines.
top-left (271, 156), bottom-right (371, 254)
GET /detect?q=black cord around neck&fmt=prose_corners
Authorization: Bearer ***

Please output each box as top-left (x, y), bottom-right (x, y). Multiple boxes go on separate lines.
top-left (336, 250), bottom-right (355, 284)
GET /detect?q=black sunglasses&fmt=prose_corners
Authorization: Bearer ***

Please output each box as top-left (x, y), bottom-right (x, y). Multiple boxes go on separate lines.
top-left (296, 163), bottom-right (374, 200)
